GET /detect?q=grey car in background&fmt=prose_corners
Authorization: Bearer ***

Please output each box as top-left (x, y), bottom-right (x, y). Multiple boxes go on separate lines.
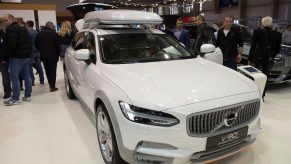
top-left (240, 25), bottom-right (291, 83)
top-left (268, 44), bottom-right (291, 83)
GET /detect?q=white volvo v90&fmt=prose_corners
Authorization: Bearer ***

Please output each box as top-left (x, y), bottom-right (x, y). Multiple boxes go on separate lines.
top-left (63, 10), bottom-right (262, 164)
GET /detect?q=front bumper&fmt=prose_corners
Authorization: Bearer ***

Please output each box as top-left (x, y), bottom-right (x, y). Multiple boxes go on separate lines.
top-left (132, 118), bottom-right (260, 164)
top-left (114, 93), bottom-right (262, 164)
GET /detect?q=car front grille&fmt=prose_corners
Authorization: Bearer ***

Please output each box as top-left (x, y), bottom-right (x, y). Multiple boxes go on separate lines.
top-left (187, 99), bottom-right (260, 137)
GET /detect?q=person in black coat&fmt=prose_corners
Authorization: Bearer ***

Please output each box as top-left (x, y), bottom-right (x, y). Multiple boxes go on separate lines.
top-left (248, 16), bottom-right (281, 99)
top-left (193, 15), bottom-right (216, 56)
top-left (36, 21), bottom-right (61, 92)
top-left (0, 18), bottom-right (12, 99)
top-left (2, 14), bottom-right (32, 105)
top-left (216, 16), bottom-right (243, 70)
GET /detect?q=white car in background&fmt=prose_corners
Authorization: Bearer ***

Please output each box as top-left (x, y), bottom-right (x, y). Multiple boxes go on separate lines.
top-left (64, 10), bottom-right (262, 164)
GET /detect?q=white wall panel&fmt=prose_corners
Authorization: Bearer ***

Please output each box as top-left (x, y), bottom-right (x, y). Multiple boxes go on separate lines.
top-left (1, 0), bottom-right (22, 2)
top-left (38, 10), bottom-right (57, 30)
top-left (0, 10), bottom-right (35, 23)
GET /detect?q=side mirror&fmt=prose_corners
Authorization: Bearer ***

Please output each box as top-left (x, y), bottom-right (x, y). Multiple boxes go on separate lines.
top-left (200, 44), bottom-right (223, 65)
top-left (200, 44), bottom-right (215, 53)
top-left (74, 49), bottom-right (90, 61)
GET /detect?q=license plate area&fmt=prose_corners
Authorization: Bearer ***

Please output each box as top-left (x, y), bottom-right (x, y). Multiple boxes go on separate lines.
top-left (206, 127), bottom-right (248, 150)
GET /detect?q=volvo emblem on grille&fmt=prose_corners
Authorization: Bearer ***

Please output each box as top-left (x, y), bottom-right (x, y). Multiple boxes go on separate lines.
top-left (224, 111), bottom-right (238, 127)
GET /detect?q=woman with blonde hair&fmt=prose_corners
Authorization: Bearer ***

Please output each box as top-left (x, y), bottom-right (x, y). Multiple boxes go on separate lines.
top-left (58, 21), bottom-right (75, 59)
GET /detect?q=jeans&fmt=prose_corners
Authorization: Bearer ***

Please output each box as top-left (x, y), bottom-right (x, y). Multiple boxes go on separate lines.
top-left (43, 60), bottom-right (57, 89)
top-left (60, 44), bottom-right (69, 57)
top-left (0, 62), bottom-right (12, 96)
top-left (9, 58), bottom-right (32, 100)
top-left (31, 52), bottom-right (44, 84)
top-left (29, 58), bottom-right (35, 84)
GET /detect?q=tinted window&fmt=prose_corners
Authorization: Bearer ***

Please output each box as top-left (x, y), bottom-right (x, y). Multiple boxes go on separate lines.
top-left (72, 32), bottom-right (85, 50)
top-left (99, 33), bottom-right (195, 64)
top-left (83, 32), bottom-right (97, 64)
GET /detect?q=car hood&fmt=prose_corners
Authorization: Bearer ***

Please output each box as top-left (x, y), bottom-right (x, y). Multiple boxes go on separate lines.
top-left (102, 58), bottom-right (257, 111)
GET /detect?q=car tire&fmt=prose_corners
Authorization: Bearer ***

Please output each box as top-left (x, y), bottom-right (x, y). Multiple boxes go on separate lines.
top-left (96, 103), bottom-right (126, 164)
top-left (64, 69), bottom-right (76, 99)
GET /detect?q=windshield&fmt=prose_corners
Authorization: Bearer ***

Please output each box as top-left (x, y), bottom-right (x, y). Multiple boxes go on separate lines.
top-left (99, 33), bottom-right (195, 64)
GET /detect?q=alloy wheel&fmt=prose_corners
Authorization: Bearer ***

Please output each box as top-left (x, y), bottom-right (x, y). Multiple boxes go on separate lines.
top-left (97, 108), bottom-right (113, 163)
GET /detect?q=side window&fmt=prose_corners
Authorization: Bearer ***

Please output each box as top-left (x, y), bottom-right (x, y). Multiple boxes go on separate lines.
top-left (71, 33), bottom-right (81, 48)
top-left (71, 32), bottom-right (85, 50)
top-left (83, 32), bottom-right (97, 64)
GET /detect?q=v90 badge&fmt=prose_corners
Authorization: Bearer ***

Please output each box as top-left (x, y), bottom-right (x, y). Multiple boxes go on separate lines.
top-left (221, 131), bottom-right (239, 143)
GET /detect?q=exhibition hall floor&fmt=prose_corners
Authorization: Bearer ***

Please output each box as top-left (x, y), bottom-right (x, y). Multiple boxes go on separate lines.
top-left (0, 63), bottom-right (290, 164)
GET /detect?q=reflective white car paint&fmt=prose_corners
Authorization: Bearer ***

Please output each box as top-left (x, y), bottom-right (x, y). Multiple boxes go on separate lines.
top-left (64, 27), bottom-right (261, 164)
top-left (101, 58), bottom-right (258, 111)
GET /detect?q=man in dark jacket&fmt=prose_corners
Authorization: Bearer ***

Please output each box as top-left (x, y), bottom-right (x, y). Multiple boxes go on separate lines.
top-left (248, 16), bottom-right (280, 99)
top-left (193, 15), bottom-right (216, 56)
top-left (171, 18), bottom-right (191, 50)
top-left (2, 14), bottom-right (32, 106)
top-left (0, 18), bottom-right (12, 99)
top-left (36, 21), bottom-right (61, 92)
top-left (26, 20), bottom-right (44, 85)
top-left (216, 16), bottom-right (243, 70)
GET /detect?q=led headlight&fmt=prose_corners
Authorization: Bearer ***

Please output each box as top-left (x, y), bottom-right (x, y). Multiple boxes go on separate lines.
top-left (119, 101), bottom-right (179, 127)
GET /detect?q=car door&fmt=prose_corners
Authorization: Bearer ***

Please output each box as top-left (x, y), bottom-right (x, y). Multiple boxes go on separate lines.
top-left (75, 31), bottom-right (102, 113)
top-left (66, 32), bottom-right (86, 95)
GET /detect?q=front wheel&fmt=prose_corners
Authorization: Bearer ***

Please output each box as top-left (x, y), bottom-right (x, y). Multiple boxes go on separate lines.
top-left (96, 104), bottom-right (126, 164)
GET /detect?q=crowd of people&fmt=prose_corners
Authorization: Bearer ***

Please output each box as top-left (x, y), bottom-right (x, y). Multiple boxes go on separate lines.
top-left (170, 15), bottom-right (287, 100)
top-left (0, 14), bottom-right (75, 106)
top-left (1, 13), bottom-right (290, 106)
